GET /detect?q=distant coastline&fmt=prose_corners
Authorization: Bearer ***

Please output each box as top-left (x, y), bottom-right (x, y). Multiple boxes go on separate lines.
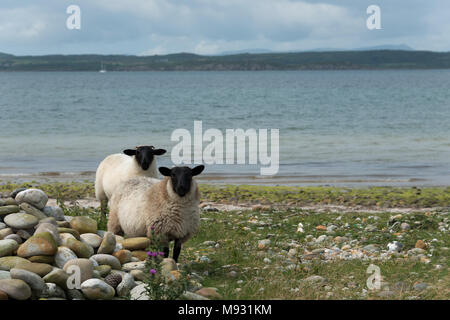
top-left (1, 50), bottom-right (450, 71)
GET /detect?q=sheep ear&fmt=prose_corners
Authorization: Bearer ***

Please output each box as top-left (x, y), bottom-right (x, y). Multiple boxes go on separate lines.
top-left (153, 149), bottom-right (166, 156)
top-left (159, 167), bottom-right (171, 176)
top-left (123, 149), bottom-right (136, 156)
top-left (191, 165), bottom-right (205, 176)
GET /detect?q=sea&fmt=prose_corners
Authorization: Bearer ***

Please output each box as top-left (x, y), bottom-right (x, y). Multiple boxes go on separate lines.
top-left (0, 70), bottom-right (449, 186)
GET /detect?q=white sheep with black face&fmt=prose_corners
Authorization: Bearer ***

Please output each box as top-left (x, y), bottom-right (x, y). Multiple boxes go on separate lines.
top-left (95, 146), bottom-right (166, 211)
top-left (107, 165), bottom-right (205, 262)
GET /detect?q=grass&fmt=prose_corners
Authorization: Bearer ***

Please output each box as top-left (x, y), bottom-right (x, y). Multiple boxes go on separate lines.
top-left (178, 208), bottom-right (449, 300)
top-left (1, 181), bottom-right (448, 299)
top-left (1, 181), bottom-right (450, 208)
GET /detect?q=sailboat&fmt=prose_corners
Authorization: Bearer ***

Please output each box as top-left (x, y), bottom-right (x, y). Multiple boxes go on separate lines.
top-left (99, 61), bottom-right (107, 73)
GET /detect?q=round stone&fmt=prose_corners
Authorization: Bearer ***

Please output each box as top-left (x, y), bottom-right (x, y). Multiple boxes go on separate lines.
top-left (4, 234), bottom-right (23, 244)
top-left (42, 206), bottom-right (65, 221)
top-left (35, 223), bottom-right (61, 245)
top-left (19, 203), bottom-right (47, 220)
top-left (131, 251), bottom-right (148, 261)
top-left (120, 237), bottom-right (150, 251)
top-left (4, 213), bottom-right (38, 229)
top-left (17, 232), bottom-right (58, 258)
top-left (0, 270), bottom-right (11, 280)
top-left (43, 269), bottom-right (69, 290)
top-left (0, 279), bottom-right (32, 300)
top-left (81, 279), bottom-right (115, 300)
top-left (80, 233), bottom-right (103, 248)
top-left (121, 261), bottom-right (146, 272)
top-left (0, 256), bottom-right (29, 271)
top-left (10, 268), bottom-right (46, 294)
top-left (14, 261), bottom-right (53, 277)
top-left (69, 216), bottom-right (98, 235)
top-left (90, 254), bottom-right (121, 270)
top-left (0, 205), bottom-right (20, 216)
top-left (116, 273), bottom-right (135, 297)
top-left (58, 228), bottom-right (80, 240)
top-left (97, 232), bottom-right (116, 254)
top-left (0, 239), bottom-right (19, 257)
top-left (63, 258), bottom-right (94, 283)
top-left (55, 247), bottom-right (78, 268)
top-left (65, 238), bottom-right (94, 258)
top-left (113, 250), bottom-right (133, 264)
top-left (0, 228), bottom-right (13, 239)
top-left (15, 189), bottom-right (48, 210)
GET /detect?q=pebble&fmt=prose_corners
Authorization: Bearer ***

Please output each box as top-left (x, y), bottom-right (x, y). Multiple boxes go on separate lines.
top-left (19, 203), bottom-right (47, 220)
top-left (195, 287), bottom-right (222, 299)
top-left (58, 228), bottom-right (81, 240)
top-left (10, 268), bottom-right (46, 294)
top-left (122, 261), bottom-right (146, 272)
top-left (0, 278), bottom-right (32, 300)
top-left (303, 275), bottom-right (327, 287)
top-left (0, 228), bottom-right (13, 239)
top-left (90, 254), bottom-right (121, 270)
top-left (14, 261), bottom-right (53, 277)
top-left (413, 282), bottom-right (428, 291)
top-left (17, 232), bottom-right (58, 258)
top-left (0, 239), bottom-right (19, 257)
top-left (0, 270), bottom-right (11, 280)
top-left (15, 189), bottom-right (48, 210)
top-left (387, 241), bottom-right (403, 252)
top-left (65, 238), bottom-right (94, 258)
top-left (258, 239), bottom-right (271, 249)
top-left (4, 213), bottom-right (39, 229)
top-left (0, 205), bottom-right (20, 216)
top-left (97, 232), bottom-right (116, 254)
top-left (63, 258), bottom-right (94, 283)
top-left (80, 233), bottom-right (103, 249)
top-left (182, 291), bottom-right (209, 300)
top-left (113, 249), bottom-right (133, 264)
top-left (42, 206), bottom-right (65, 221)
top-left (40, 283), bottom-right (66, 299)
top-left (130, 283), bottom-right (150, 300)
top-left (415, 240), bottom-right (427, 249)
top-left (55, 247), bottom-right (78, 268)
top-left (43, 269), bottom-right (70, 290)
top-left (95, 265), bottom-right (112, 277)
top-left (81, 279), bottom-right (115, 300)
top-left (400, 223), bottom-right (411, 231)
top-left (4, 234), bottom-right (23, 244)
top-left (116, 272), bottom-right (135, 297)
top-left (34, 222), bottom-right (61, 245)
top-left (0, 256), bottom-right (29, 271)
top-left (120, 237), bottom-right (150, 251)
top-left (130, 269), bottom-right (145, 281)
top-left (70, 216), bottom-right (98, 235)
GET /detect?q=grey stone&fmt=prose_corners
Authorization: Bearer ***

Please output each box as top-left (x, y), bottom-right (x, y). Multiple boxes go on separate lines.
top-left (4, 213), bottom-right (39, 229)
top-left (10, 268), bottom-right (46, 294)
top-left (42, 206), bottom-right (65, 221)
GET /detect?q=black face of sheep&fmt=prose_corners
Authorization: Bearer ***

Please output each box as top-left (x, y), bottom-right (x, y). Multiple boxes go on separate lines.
top-left (123, 146), bottom-right (166, 171)
top-left (159, 165), bottom-right (205, 197)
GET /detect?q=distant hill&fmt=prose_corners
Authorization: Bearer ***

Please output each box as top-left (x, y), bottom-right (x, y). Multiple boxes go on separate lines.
top-left (1, 50), bottom-right (450, 71)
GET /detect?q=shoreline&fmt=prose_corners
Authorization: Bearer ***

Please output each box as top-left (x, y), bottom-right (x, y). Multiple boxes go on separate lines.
top-left (0, 171), bottom-right (447, 187)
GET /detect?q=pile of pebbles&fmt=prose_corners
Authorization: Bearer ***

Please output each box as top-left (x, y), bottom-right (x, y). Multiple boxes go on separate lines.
top-left (0, 188), bottom-right (211, 300)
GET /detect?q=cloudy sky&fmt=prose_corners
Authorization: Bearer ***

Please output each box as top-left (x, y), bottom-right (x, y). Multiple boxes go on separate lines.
top-left (0, 0), bottom-right (449, 56)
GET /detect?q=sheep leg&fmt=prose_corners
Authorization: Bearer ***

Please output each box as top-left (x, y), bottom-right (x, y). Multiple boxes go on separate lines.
top-left (173, 239), bottom-right (182, 263)
top-left (163, 246), bottom-right (170, 258)
top-left (107, 208), bottom-right (123, 235)
top-left (100, 199), bottom-right (108, 215)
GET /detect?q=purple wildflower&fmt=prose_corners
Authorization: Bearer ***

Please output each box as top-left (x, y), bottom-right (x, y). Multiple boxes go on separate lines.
top-left (149, 269), bottom-right (157, 275)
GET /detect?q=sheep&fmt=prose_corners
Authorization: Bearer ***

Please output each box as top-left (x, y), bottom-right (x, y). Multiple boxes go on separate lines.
top-left (107, 165), bottom-right (205, 262)
top-left (95, 146), bottom-right (166, 212)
